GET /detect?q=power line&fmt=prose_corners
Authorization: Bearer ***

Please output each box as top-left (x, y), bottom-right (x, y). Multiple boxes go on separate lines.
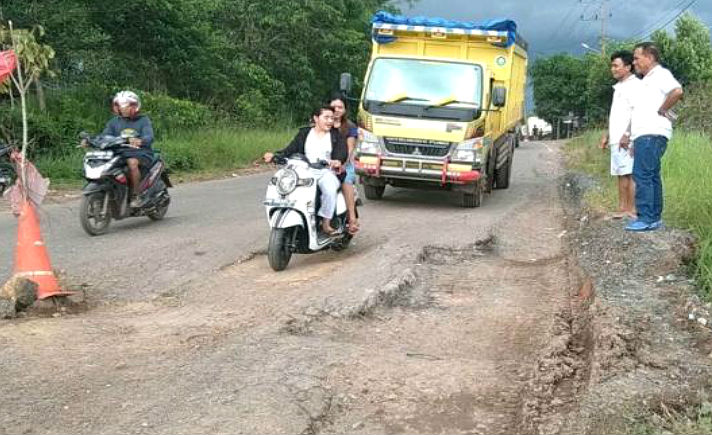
top-left (628, 0), bottom-right (698, 41)
top-left (544, 1), bottom-right (585, 48)
top-left (626, 0), bottom-right (688, 41)
top-left (580, 0), bottom-right (612, 56)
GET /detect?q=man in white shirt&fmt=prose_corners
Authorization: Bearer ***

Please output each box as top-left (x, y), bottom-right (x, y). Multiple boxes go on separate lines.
top-left (600, 50), bottom-right (641, 220)
top-left (621, 42), bottom-right (684, 232)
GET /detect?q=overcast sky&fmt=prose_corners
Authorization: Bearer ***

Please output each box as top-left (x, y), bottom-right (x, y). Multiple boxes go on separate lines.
top-left (397, 0), bottom-right (712, 58)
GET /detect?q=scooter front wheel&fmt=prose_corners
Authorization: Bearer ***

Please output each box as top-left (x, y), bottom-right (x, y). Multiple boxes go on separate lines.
top-left (147, 190), bottom-right (170, 221)
top-left (268, 227), bottom-right (293, 271)
top-left (80, 192), bottom-right (111, 236)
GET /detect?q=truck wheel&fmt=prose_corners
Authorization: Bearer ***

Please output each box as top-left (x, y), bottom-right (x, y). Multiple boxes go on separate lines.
top-left (494, 155), bottom-right (513, 190)
top-left (485, 150), bottom-right (496, 193)
top-left (461, 185), bottom-right (482, 208)
top-left (364, 184), bottom-right (385, 200)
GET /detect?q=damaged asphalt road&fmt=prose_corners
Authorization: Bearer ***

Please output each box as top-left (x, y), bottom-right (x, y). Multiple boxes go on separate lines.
top-left (1, 140), bottom-right (710, 434)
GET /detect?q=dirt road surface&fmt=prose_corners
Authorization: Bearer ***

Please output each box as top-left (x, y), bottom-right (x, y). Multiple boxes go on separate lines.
top-left (2, 140), bottom-right (707, 434)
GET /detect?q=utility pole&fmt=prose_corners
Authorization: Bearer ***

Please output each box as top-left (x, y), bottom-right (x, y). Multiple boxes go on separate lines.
top-left (580, 0), bottom-right (611, 57)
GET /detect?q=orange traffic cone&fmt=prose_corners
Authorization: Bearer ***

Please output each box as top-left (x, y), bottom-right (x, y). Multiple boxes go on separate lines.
top-left (13, 200), bottom-right (73, 299)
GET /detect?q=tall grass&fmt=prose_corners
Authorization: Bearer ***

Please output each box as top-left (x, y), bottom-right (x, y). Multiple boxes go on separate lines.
top-left (566, 130), bottom-right (712, 300)
top-left (628, 401), bottom-right (712, 435)
top-left (158, 127), bottom-right (293, 172)
top-left (34, 126), bottom-right (294, 185)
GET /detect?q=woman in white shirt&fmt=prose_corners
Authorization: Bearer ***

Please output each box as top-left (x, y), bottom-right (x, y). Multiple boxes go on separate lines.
top-left (264, 105), bottom-right (348, 235)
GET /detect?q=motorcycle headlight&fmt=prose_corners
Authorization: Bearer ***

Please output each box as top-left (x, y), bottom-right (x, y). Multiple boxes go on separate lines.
top-left (451, 138), bottom-right (484, 164)
top-left (276, 169), bottom-right (298, 195)
top-left (357, 128), bottom-right (382, 154)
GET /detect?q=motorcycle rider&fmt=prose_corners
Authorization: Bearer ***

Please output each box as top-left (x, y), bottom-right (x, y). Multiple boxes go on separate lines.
top-left (102, 91), bottom-right (155, 208)
top-left (263, 104), bottom-right (348, 235)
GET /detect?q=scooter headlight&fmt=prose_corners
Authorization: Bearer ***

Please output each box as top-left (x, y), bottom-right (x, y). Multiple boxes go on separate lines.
top-left (276, 169), bottom-right (298, 196)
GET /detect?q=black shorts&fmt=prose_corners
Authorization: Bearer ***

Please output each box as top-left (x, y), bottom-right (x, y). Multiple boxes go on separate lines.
top-left (117, 148), bottom-right (153, 167)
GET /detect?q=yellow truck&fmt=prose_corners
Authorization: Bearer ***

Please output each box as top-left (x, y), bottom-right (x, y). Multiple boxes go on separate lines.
top-left (341, 13), bottom-right (528, 207)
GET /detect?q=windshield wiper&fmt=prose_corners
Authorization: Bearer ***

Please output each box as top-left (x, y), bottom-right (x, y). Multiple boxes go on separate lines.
top-left (424, 96), bottom-right (479, 110)
top-left (372, 95), bottom-right (429, 107)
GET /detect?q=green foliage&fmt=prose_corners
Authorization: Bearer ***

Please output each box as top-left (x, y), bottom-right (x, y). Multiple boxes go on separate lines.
top-left (566, 130), bottom-right (712, 301)
top-left (0, 85), bottom-right (226, 155)
top-left (533, 13), bottom-right (712, 127)
top-left (140, 92), bottom-right (216, 136)
top-left (0, 0), bottom-right (392, 123)
top-left (627, 401), bottom-right (712, 435)
top-left (35, 127), bottom-right (294, 182)
top-left (676, 80), bottom-right (712, 135)
top-left (0, 22), bottom-right (55, 88)
top-left (530, 54), bottom-right (588, 126)
top-left (582, 53), bottom-right (614, 125)
top-left (159, 127), bottom-right (292, 173)
top-left (652, 12), bottom-right (712, 85)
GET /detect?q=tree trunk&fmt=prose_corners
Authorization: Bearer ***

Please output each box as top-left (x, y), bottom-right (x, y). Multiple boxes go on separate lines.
top-left (35, 78), bottom-right (45, 112)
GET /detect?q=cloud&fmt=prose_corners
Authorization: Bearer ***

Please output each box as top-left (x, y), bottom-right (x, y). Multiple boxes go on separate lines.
top-left (396, 0), bottom-right (712, 56)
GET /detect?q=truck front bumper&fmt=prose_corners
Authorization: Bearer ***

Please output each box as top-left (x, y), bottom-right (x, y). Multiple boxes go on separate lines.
top-left (355, 155), bottom-right (481, 185)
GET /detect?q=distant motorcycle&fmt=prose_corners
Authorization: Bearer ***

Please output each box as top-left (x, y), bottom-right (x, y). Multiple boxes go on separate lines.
top-left (79, 132), bottom-right (171, 236)
top-left (264, 153), bottom-right (355, 271)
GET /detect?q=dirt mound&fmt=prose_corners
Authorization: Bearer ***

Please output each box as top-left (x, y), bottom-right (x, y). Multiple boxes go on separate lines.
top-left (540, 172), bottom-right (712, 434)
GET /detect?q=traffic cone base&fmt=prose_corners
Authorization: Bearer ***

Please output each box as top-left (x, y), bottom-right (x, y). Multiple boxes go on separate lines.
top-left (14, 200), bottom-right (73, 300)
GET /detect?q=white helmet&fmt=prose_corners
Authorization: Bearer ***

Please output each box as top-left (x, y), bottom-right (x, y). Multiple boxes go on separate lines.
top-left (112, 90), bottom-right (141, 115)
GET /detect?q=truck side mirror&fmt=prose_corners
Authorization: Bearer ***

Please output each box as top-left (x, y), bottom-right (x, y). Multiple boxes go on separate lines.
top-left (492, 86), bottom-right (507, 107)
top-left (340, 73), bottom-right (353, 94)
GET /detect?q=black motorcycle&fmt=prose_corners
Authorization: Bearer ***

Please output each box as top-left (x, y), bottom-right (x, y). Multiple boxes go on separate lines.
top-left (0, 142), bottom-right (16, 196)
top-left (79, 132), bottom-right (171, 236)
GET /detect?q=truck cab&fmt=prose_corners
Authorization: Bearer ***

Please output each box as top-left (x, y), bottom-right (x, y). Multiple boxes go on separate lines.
top-left (348, 12), bottom-right (528, 207)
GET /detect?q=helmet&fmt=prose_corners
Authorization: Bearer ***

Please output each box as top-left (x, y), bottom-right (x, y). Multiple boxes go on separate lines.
top-left (112, 90), bottom-right (141, 117)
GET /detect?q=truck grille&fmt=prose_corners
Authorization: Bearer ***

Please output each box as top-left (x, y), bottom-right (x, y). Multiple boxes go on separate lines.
top-left (384, 137), bottom-right (452, 157)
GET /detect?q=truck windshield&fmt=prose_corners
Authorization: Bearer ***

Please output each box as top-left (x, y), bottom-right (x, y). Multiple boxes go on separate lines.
top-left (364, 58), bottom-right (483, 120)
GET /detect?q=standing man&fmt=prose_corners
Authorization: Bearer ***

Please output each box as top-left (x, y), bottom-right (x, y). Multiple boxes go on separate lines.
top-left (600, 50), bottom-right (641, 219)
top-left (622, 42), bottom-right (683, 232)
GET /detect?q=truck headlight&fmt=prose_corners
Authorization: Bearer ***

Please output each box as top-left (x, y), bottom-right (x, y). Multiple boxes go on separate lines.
top-left (451, 138), bottom-right (484, 164)
top-left (276, 169), bottom-right (298, 195)
top-left (357, 128), bottom-right (382, 154)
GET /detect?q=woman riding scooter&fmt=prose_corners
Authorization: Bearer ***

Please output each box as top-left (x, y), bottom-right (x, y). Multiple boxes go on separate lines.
top-left (264, 104), bottom-right (348, 235)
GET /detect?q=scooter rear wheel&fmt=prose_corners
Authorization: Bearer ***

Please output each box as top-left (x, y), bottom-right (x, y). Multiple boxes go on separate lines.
top-left (80, 192), bottom-right (111, 236)
top-left (268, 228), bottom-right (293, 271)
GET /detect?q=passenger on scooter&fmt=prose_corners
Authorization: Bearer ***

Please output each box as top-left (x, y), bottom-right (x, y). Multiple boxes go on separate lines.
top-left (102, 90), bottom-right (154, 208)
top-left (329, 94), bottom-right (359, 234)
top-left (263, 104), bottom-right (348, 235)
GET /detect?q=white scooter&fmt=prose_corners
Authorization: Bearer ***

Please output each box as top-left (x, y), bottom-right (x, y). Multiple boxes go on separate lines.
top-left (264, 153), bottom-right (355, 271)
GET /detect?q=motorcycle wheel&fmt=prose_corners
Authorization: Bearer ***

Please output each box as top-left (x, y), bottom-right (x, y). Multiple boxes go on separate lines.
top-left (80, 192), bottom-right (111, 236)
top-left (268, 227), bottom-right (293, 271)
top-left (147, 190), bottom-right (170, 221)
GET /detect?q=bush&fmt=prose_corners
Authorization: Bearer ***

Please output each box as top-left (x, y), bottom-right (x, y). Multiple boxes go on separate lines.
top-left (140, 92), bottom-right (217, 136)
top-left (0, 85), bottom-right (228, 158)
top-left (566, 130), bottom-right (712, 301)
top-left (677, 80), bottom-right (712, 136)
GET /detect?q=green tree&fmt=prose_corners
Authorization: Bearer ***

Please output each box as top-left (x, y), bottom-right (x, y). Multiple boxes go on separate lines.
top-left (0, 0), bottom-right (396, 124)
top-left (652, 12), bottom-right (712, 85)
top-left (530, 54), bottom-right (588, 127)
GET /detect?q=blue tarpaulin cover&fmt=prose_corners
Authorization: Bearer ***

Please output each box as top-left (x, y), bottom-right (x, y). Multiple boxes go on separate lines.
top-left (371, 11), bottom-right (519, 48)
